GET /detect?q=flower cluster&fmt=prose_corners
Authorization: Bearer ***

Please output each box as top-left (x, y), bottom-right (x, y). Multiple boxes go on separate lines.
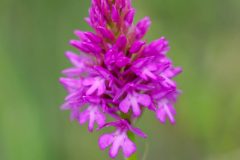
top-left (60, 0), bottom-right (181, 158)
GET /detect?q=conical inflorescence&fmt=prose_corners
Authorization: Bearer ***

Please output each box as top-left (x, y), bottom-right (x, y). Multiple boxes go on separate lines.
top-left (60, 0), bottom-right (182, 158)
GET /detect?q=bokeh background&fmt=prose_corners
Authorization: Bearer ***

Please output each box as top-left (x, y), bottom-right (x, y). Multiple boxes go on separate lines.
top-left (0, 0), bottom-right (240, 160)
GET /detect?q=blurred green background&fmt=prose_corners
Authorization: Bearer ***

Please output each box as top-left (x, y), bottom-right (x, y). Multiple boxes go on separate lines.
top-left (0, 0), bottom-right (240, 160)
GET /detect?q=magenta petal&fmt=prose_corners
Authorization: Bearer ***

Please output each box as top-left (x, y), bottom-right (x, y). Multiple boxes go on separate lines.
top-left (70, 40), bottom-right (101, 54)
top-left (70, 109), bottom-right (79, 121)
top-left (115, 35), bottom-right (127, 50)
top-left (115, 52), bottom-right (130, 67)
top-left (164, 67), bottom-right (182, 78)
top-left (65, 51), bottom-right (82, 67)
top-left (119, 96), bottom-right (131, 113)
top-left (136, 16), bottom-right (151, 39)
top-left (144, 37), bottom-right (170, 55)
top-left (112, 6), bottom-right (120, 23)
top-left (105, 49), bottom-right (129, 68)
top-left (86, 84), bottom-right (98, 95)
top-left (137, 93), bottom-right (151, 107)
top-left (122, 137), bottom-right (136, 158)
top-left (131, 97), bottom-right (141, 116)
top-left (96, 26), bottom-right (115, 40)
top-left (74, 30), bottom-right (86, 40)
top-left (82, 42), bottom-right (101, 54)
top-left (76, 31), bottom-right (102, 43)
top-left (109, 135), bottom-right (124, 158)
top-left (60, 102), bottom-right (71, 110)
top-left (84, 17), bottom-right (92, 26)
top-left (156, 100), bottom-right (176, 124)
top-left (82, 77), bottom-right (95, 86)
top-left (83, 77), bottom-right (106, 96)
top-left (142, 68), bottom-right (157, 80)
top-left (79, 110), bottom-right (89, 125)
top-left (69, 40), bottom-right (90, 53)
top-left (166, 104), bottom-right (176, 124)
top-left (97, 81), bottom-right (106, 96)
top-left (156, 108), bottom-right (166, 123)
top-left (88, 111), bottom-right (96, 132)
top-left (162, 76), bottom-right (176, 88)
top-left (116, 0), bottom-right (127, 9)
top-left (129, 127), bottom-right (147, 138)
top-left (99, 133), bottom-right (114, 150)
top-left (62, 68), bottom-right (83, 77)
top-left (59, 78), bottom-right (81, 90)
top-left (125, 8), bottom-right (135, 26)
top-left (129, 41), bottom-right (145, 54)
top-left (95, 111), bottom-right (106, 127)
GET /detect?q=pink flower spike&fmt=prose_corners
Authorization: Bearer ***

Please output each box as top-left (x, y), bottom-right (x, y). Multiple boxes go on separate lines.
top-left (60, 0), bottom-right (181, 158)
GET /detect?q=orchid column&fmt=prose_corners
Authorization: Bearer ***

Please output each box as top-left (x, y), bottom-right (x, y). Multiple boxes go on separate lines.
top-left (60, 0), bottom-right (182, 159)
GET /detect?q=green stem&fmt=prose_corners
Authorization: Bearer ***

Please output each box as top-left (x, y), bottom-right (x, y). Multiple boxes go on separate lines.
top-left (125, 132), bottom-right (137, 160)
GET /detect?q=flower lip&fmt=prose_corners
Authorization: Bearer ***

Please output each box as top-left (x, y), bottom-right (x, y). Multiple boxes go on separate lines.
top-left (79, 104), bottom-right (106, 132)
top-left (129, 40), bottom-right (146, 54)
top-left (119, 91), bottom-right (151, 117)
top-left (135, 16), bottom-right (152, 39)
top-left (98, 119), bottom-right (147, 138)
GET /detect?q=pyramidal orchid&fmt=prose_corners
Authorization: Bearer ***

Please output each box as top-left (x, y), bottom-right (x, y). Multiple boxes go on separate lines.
top-left (60, 0), bottom-right (182, 159)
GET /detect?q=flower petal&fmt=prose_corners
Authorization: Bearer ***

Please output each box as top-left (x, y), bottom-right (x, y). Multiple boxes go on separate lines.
top-left (156, 108), bottom-right (166, 124)
top-left (129, 40), bottom-right (145, 54)
top-left (97, 79), bottom-right (106, 95)
top-left (62, 68), bottom-right (83, 77)
top-left (83, 77), bottom-right (95, 86)
top-left (137, 93), bottom-right (151, 107)
top-left (119, 96), bottom-right (131, 113)
top-left (70, 109), bottom-right (80, 121)
top-left (115, 35), bottom-right (127, 50)
top-left (84, 77), bottom-right (106, 96)
top-left (95, 110), bottom-right (106, 127)
top-left (109, 134), bottom-right (124, 158)
top-left (124, 8), bottom-right (135, 26)
top-left (88, 110), bottom-right (95, 132)
top-left (96, 26), bottom-right (115, 40)
top-left (131, 97), bottom-right (141, 116)
top-left (65, 51), bottom-right (83, 66)
top-left (99, 133), bottom-right (114, 150)
top-left (129, 127), bottom-right (147, 138)
top-left (59, 78), bottom-right (82, 91)
top-left (112, 6), bottom-right (120, 23)
top-left (86, 83), bottom-right (99, 95)
top-left (164, 104), bottom-right (176, 124)
top-left (122, 137), bottom-right (136, 158)
top-left (79, 110), bottom-right (89, 125)
top-left (136, 17), bottom-right (151, 39)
